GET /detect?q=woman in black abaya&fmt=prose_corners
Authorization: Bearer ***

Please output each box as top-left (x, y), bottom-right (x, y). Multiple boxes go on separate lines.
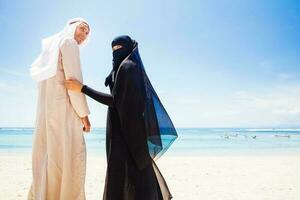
top-left (65, 35), bottom-right (177, 200)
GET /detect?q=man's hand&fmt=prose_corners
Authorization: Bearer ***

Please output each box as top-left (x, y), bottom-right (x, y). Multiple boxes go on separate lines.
top-left (81, 116), bottom-right (91, 133)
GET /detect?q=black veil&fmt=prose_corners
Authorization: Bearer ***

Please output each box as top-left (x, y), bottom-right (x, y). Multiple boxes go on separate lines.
top-left (124, 43), bottom-right (178, 160)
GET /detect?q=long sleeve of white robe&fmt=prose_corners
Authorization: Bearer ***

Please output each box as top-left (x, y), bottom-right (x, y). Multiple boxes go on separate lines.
top-left (60, 38), bottom-right (90, 118)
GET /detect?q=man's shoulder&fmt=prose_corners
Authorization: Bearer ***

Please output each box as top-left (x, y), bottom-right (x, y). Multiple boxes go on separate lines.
top-left (60, 38), bottom-right (78, 48)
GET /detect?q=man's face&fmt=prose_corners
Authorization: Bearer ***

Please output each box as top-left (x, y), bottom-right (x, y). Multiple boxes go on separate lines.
top-left (74, 23), bottom-right (90, 45)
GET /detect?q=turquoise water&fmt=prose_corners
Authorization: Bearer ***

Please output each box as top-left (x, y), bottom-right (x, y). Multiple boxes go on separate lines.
top-left (0, 128), bottom-right (300, 155)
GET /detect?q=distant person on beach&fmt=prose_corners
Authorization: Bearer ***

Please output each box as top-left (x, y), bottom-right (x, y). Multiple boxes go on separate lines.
top-left (64, 35), bottom-right (178, 200)
top-left (28, 18), bottom-right (91, 200)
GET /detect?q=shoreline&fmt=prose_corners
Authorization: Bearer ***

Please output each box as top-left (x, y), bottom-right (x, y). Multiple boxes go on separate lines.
top-left (1, 148), bottom-right (300, 156)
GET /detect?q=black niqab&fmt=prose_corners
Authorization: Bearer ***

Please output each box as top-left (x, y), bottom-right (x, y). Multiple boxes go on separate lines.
top-left (105, 35), bottom-right (134, 89)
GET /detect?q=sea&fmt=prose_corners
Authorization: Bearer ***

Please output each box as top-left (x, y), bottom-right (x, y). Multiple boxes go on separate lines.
top-left (0, 128), bottom-right (300, 155)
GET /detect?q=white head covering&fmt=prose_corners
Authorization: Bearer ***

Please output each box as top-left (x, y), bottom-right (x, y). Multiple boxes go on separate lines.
top-left (30, 17), bottom-right (90, 82)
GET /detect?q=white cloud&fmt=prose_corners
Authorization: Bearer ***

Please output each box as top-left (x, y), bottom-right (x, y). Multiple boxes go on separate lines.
top-left (160, 83), bottom-right (300, 127)
top-left (228, 86), bottom-right (300, 126)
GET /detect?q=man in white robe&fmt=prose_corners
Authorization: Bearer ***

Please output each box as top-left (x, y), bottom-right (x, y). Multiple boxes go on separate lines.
top-left (28, 18), bottom-right (91, 200)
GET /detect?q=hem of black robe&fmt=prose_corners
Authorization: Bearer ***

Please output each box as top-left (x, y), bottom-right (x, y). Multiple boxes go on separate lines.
top-left (152, 161), bottom-right (173, 200)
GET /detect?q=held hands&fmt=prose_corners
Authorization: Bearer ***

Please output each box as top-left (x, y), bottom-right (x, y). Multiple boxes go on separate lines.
top-left (81, 116), bottom-right (91, 133)
top-left (64, 78), bottom-right (83, 92)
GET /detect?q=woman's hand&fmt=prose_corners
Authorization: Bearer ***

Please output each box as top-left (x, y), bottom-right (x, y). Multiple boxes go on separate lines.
top-left (64, 79), bottom-right (83, 92)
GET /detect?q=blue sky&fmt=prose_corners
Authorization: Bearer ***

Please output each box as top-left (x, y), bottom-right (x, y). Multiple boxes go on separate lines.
top-left (0, 0), bottom-right (300, 127)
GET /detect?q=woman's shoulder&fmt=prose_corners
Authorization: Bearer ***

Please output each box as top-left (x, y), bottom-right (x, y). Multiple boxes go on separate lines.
top-left (117, 60), bottom-right (140, 82)
top-left (121, 59), bottom-right (137, 72)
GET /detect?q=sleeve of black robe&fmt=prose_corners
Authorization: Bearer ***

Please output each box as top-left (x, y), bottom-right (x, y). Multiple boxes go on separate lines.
top-left (81, 85), bottom-right (114, 107)
top-left (113, 60), bottom-right (152, 170)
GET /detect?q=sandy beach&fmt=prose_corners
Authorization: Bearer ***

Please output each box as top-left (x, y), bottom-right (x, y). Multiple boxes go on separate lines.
top-left (1, 151), bottom-right (300, 200)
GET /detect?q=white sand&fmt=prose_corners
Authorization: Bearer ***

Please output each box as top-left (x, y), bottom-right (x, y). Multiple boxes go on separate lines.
top-left (1, 152), bottom-right (300, 200)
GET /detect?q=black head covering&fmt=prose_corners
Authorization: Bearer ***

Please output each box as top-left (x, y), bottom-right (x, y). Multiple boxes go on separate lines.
top-left (105, 35), bottom-right (134, 88)
top-left (112, 35), bottom-right (134, 71)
